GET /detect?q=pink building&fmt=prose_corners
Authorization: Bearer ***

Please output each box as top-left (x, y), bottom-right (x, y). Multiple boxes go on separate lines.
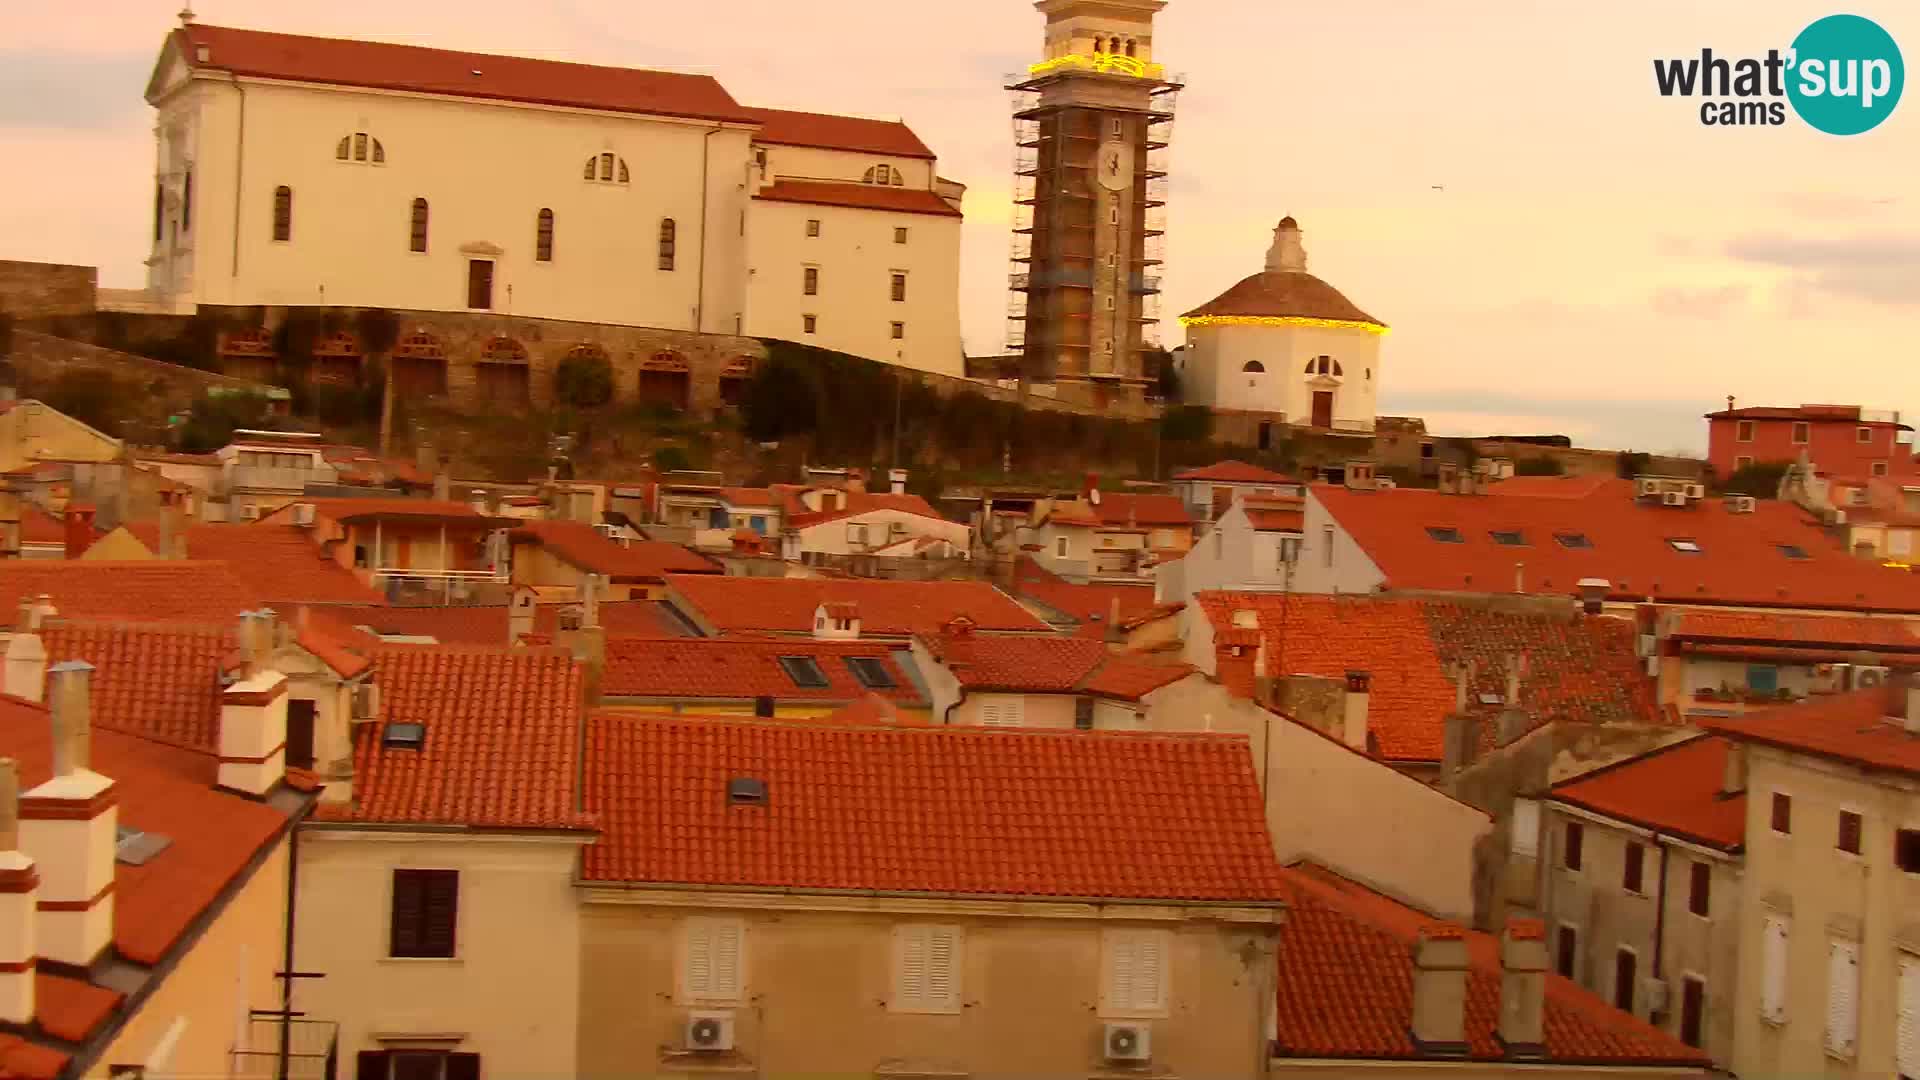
top-left (1703, 402), bottom-right (1914, 480)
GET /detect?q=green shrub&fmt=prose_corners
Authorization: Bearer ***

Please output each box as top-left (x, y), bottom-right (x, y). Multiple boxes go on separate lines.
top-left (651, 445), bottom-right (692, 473)
top-left (1722, 460), bottom-right (1790, 499)
top-left (554, 352), bottom-right (615, 409)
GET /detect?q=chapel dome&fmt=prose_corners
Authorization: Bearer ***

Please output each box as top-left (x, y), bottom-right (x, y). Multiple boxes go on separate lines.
top-left (1180, 217), bottom-right (1386, 329)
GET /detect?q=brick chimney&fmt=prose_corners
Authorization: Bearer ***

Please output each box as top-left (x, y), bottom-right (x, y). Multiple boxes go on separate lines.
top-left (218, 612), bottom-right (289, 796)
top-left (1342, 671), bottom-right (1371, 751)
top-left (63, 505), bottom-right (96, 560)
top-left (0, 759), bottom-right (36, 1024)
top-left (1497, 917), bottom-right (1549, 1056)
top-left (1410, 924), bottom-right (1471, 1057)
top-left (20, 662), bottom-right (116, 967)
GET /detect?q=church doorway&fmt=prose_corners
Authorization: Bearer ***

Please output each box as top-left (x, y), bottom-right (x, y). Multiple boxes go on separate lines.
top-left (1311, 390), bottom-right (1334, 429)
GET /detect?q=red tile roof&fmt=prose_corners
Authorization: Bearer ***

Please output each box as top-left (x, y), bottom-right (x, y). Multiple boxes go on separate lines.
top-left (1174, 461), bottom-right (1295, 484)
top-left (316, 646), bottom-right (593, 829)
top-left (1274, 863), bottom-right (1710, 1065)
top-left (1704, 403), bottom-right (1907, 429)
top-left (126, 523), bottom-right (385, 605)
top-left (1089, 492), bottom-right (1193, 528)
top-left (785, 492), bottom-right (947, 530)
top-left (745, 107), bottom-right (935, 158)
top-left (1183, 270), bottom-right (1385, 326)
top-left (601, 637), bottom-right (922, 704)
top-left (0, 693), bottom-right (300, 1052)
top-left (268, 496), bottom-right (497, 525)
top-left (1549, 736), bottom-right (1745, 850)
top-left (922, 631), bottom-right (1192, 701)
top-left (0, 1031), bottom-right (69, 1080)
top-left (318, 600), bottom-right (693, 645)
top-left (40, 623), bottom-right (233, 752)
top-left (1667, 609), bottom-right (1920, 653)
top-left (1701, 685), bottom-right (1920, 779)
top-left (1195, 593), bottom-right (1665, 762)
top-left (581, 715), bottom-right (1287, 900)
top-left (511, 520), bottom-right (719, 582)
top-left (1244, 496), bottom-right (1306, 532)
top-left (754, 180), bottom-right (961, 219)
top-left (717, 487), bottom-right (782, 509)
top-left (1482, 475), bottom-right (1628, 500)
top-left (667, 576), bottom-right (1051, 637)
top-left (1314, 483), bottom-right (1920, 612)
top-left (1011, 558), bottom-right (1157, 638)
top-left (18, 507), bottom-right (75, 548)
top-left (0, 561), bottom-right (261, 627)
top-left (171, 24), bottom-right (761, 123)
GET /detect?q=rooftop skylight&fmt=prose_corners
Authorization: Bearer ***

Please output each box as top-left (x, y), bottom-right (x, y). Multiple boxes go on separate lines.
top-left (1426, 526), bottom-right (1464, 543)
top-left (1667, 538), bottom-right (1703, 554)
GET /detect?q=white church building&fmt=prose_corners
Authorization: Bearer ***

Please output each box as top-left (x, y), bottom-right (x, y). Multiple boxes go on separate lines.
top-left (140, 17), bottom-right (966, 376)
top-left (1174, 218), bottom-right (1387, 443)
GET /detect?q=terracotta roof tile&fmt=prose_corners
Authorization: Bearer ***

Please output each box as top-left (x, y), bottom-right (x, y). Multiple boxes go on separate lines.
top-left (1196, 593), bottom-right (1665, 762)
top-left (667, 576), bottom-right (1050, 637)
top-left (754, 180), bottom-right (961, 219)
top-left (1079, 654), bottom-right (1195, 701)
top-left (33, 972), bottom-right (122, 1043)
top-left (318, 600), bottom-right (694, 645)
top-left (1316, 483), bottom-right (1920, 612)
top-left (1011, 558), bottom-right (1157, 638)
top-left (785, 492), bottom-right (947, 530)
top-left (925, 633), bottom-right (1112, 692)
top-left (1089, 492), bottom-right (1192, 527)
top-left (511, 520), bottom-right (719, 582)
top-left (0, 1034), bottom-right (69, 1080)
top-left (40, 623), bottom-right (233, 751)
top-left (0, 561), bottom-right (260, 627)
top-left (1275, 864), bottom-right (1710, 1065)
top-left (1669, 609), bottom-right (1920, 652)
top-left (174, 24), bottom-right (760, 123)
top-left (581, 715), bottom-right (1287, 900)
top-left (1549, 736), bottom-right (1745, 850)
top-left (125, 523), bottom-right (385, 605)
top-left (316, 646), bottom-right (593, 829)
top-left (601, 637), bottom-right (922, 703)
top-left (1704, 403), bottom-right (1908, 428)
top-left (1173, 461), bottom-right (1296, 484)
top-left (1183, 270), bottom-right (1385, 326)
top-left (1702, 684), bottom-right (1920, 779)
top-left (745, 107), bottom-right (934, 158)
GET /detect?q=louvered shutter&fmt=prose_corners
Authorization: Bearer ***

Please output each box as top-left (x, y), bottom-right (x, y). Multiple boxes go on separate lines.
top-left (444, 1053), bottom-right (480, 1080)
top-left (926, 927), bottom-right (960, 1011)
top-left (422, 871), bottom-right (459, 958)
top-left (1826, 940), bottom-right (1859, 1057)
top-left (685, 921), bottom-right (714, 998)
top-left (389, 872), bottom-right (422, 957)
top-left (1134, 933), bottom-right (1165, 1012)
top-left (357, 1051), bottom-right (391, 1080)
top-left (1898, 955), bottom-right (1919, 1079)
top-left (711, 921), bottom-right (743, 1000)
top-left (897, 927), bottom-right (930, 1008)
top-left (1106, 938), bottom-right (1136, 1012)
top-left (1762, 915), bottom-right (1788, 1023)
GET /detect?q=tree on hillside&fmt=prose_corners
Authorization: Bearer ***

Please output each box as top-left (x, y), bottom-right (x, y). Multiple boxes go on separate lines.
top-left (741, 352), bottom-right (821, 443)
top-left (1721, 460), bottom-right (1790, 499)
top-left (357, 308), bottom-right (402, 454)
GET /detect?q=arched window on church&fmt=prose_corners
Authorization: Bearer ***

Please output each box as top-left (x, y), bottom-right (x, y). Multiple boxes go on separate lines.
top-left (1305, 355), bottom-right (1344, 377)
top-left (1242, 361), bottom-right (1265, 373)
top-left (337, 132), bottom-right (385, 164)
top-left (1125, 39), bottom-right (1138, 57)
top-left (586, 153), bottom-right (630, 184)
top-left (863, 164), bottom-right (904, 186)
top-left (409, 198), bottom-right (430, 253)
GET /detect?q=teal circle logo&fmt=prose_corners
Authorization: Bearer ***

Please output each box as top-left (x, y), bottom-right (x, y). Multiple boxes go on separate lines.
top-left (1787, 14), bottom-right (1904, 135)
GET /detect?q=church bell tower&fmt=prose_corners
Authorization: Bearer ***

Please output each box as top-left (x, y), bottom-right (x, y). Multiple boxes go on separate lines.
top-left (1006, 0), bottom-right (1182, 407)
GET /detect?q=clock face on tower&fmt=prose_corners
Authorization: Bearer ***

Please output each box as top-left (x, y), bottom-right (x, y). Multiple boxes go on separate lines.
top-left (1096, 140), bottom-right (1133, 192)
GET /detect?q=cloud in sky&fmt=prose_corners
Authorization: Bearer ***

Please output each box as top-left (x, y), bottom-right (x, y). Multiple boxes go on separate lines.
top-left (3, 0), bottom-right (1919, 453)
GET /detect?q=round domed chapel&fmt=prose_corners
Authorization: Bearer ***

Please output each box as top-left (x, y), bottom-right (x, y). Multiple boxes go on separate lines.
top-left (1174, 217), bottom-right (1387, 446)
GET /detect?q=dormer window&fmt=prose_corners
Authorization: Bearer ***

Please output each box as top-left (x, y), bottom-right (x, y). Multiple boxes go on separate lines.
top-left (336, 132), bottom-right (386, 164)
top-left (585, 152), bottom-right (630, 184)
top-left (863, 164), bottom-right (905, 186)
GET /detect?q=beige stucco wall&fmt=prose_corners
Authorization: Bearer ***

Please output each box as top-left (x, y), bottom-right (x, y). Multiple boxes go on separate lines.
top-left (1541, 805), bottom-right (1742, 1066)
top-left (0, 403), bottom-right (123, 474)
top-left (1731, 746), bottom-right (1920, 1079)
top-left (794, 509), bottom-right (970, 556)
top-left (759, 143), bottom-right (935, 190)
top-left (744, 196), bottom-right (962, 375)
top-left (576, 893), bottom-right (1278, 1080)
top-left (1182, 322), bottom-right (1382, 430)
top-left (152, 63), bottom-right (753, 334)
top-left (294, 829), bottom-right (588, 1077)
top-left (1285, 492), bottom-right (1390, 596)
top-left (92, 833), bottom-right (290, 1080)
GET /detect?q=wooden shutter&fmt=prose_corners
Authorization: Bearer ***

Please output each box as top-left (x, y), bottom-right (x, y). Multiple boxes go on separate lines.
top-left (1689, 861), bottom-right (1711, 916)
top-left (1564, 822), bottom-right (1584, 870)
top-left (1680, 977), bottom-right (1705, 1048)
top-left (896, 926), bottom-right (929, 1008)
top-left (1104, 930), bottom-right (1167, 1014)
top-left (1761, 916), bottom-right (1788, 1022)
top-left (712, 921), bottom-right (742, 1000)
top-left (686, 921), bottom-right (714, 997)
top-left (684, 918), bottom-right (744, 1002)
top-left (389, 870), bottom-right (424, 957)
top-left (1134, 932), bottom-right (1165, 1012)
top-left (926, 927), bottom-right (960, 1012)
top-left (1826, 940), bottom-right (1859, 1056)
top-left (1898, 955), bottom-right (1919, 1079)
top-left (422, 870), bottom-right (459, 958)
top-left (445, 1053), bottom-right (480, 1080)
top-left (1106, 937), bottom-right (1135, 1012)
top-left (357, 1051), bottom-right (391, 1080)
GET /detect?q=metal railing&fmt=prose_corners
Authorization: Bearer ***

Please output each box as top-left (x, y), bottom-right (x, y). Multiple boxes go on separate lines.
top-left (228, 465), bottom-right (335, 493)
top-left (231, 1017), bottom-right (337, 1080)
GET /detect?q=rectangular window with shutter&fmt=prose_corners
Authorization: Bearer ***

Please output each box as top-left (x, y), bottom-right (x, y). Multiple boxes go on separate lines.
top-left (1838, 810), bottom-right (1863, 855)
top-left (1680, 976), bottom-right (1706, 1048)
top-left (1613, 948), bottom-right (1637, 1013)
top-left (892, 924), bottom-right (962, 1013)
top-left (1826, 939), bottom-right (1859, 1057)
top-left (1623, 841), bottom-right (1645, 894)
top-left (1510, 799), bottom-right (1540, 858)
top-left (1898, 953), bottom-right (1919, 1079)
top-left (1555, 923), bottom-right (1578, 980)
top-left (1564, 821), bottom-right (1584, 871)
top-left (1688, 861), bottom-right (1711, 917)
top-left (680, 917), bottom-right (746, 1004)
top-left (1101, 928), bottom-right (1170, 1017)
top-left (389, 868), bottom-right (458, 958)
top-left (358, 1050), bottom-right (480, 1080)
top-left (1761, 915), bottom-right (1789, 1023)
top-left (1771, 791), bottom-right (1792, 834)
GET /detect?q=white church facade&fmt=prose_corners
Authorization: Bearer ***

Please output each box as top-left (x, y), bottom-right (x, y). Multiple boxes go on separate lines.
top-left (1174, 218), bottom-right (1386, 442)
top-left (141, 19), bottom-right (966, 376)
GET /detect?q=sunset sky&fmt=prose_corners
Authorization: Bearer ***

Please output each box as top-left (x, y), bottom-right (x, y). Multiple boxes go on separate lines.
top-left (4, 1), bottom-right (1915, 453)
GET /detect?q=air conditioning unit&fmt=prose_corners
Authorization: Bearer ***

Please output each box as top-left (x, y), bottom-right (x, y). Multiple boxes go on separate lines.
top-left (351, 682), bottom-right (380, 721)
top-left (1725, 495), bottom-right (1757, 514)
top-left (1103, 1022), bottom-right (1151, 1063)
top-left (238, 504), bottom-right (260, 521)
top-left (684, 1011), bottom-right (735, 1053)
top-left (1642, 978), bottom-right (1670, 1015)
top-left (1850, 665), bottom-right (1891, 689)
top-left (1375, 477), bottom-right (1397, 490)
top-left (1661, 491), bottom-right (1687, 507)
top-left (1636, 478), bottom-right (1660, 498)
top-left (291, 502), bottom-right (316, 526)
top-left (1685, 484), bottom-right (1706, 500)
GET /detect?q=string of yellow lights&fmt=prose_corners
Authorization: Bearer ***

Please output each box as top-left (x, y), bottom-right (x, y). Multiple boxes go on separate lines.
top-left (1177, 315), bottom-right (1390, 335)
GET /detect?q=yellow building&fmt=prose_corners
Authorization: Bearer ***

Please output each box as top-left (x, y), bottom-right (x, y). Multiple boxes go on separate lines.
top-left (0, 399), bottom-right (122, 475)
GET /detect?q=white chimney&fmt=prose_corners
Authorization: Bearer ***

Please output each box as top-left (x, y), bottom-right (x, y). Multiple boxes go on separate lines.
top-left (20, 662), bottom-right (116, 967)
top-left (889, 468), bottom-right (908, 496)
top-left (0, 759), bottom-right (35, 1025)
top-left (1498, 918), bottom-right (1549, 1056)
top-left (1342, 671), bottom-right (1371, 751)
top-left (1411, 925), bottom-right (1471, 1056)
top-left (1266, 216), bottom-right (1308, 273)
top-left (218, 616), bottom-right (289, 797)
top-left (3, 625), bottom-right (44, 703)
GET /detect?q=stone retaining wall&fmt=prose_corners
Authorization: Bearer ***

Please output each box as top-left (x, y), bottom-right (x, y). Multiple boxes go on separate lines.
top-left (0, 261), bottom-right (96, 319)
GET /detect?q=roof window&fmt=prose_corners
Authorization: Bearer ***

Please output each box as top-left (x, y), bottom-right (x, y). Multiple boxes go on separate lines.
top-left (382, 721), bottom-right (427, 749)
top-left (727, 776), bottom-right (768, 805)
top-left (777, 655), bottom-right (830, 689)
top-left (115, 825), bottom-right (173, 866)
top-left (1426, 526), bottom-right (1464, 543)
top-left (1776, 543), bottom-right (1810, 560)
top-left (1554, 532), bottom-right (1593, 549)
top-left (1489, 529), bottom-right (1527, 546)
top-left (1667, 538), bottom-right (1703, 554)
top-left (844, 656), bottom-right (896, 689)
